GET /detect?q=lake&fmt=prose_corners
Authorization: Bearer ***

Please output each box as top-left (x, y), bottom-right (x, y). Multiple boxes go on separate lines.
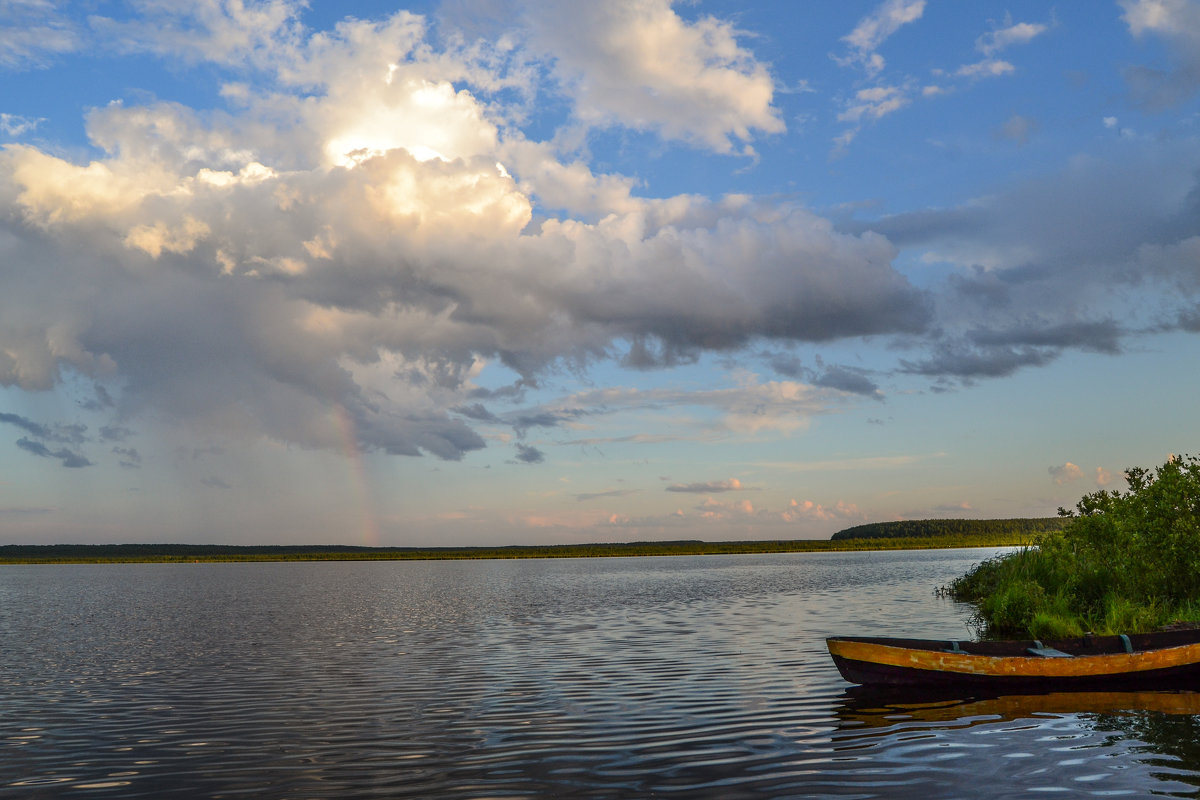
top-left (3, 548), bottom-right (1200, 798)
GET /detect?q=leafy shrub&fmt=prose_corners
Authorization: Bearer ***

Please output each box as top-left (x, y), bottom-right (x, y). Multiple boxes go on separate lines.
top-left (949, 454), bottom-right (1200, 637)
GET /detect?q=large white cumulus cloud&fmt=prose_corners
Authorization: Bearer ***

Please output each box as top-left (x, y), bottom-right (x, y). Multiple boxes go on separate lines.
top-left (518, 0), bottom-right (785, 153)
top-left (0, 2), bottom-right (928, 460)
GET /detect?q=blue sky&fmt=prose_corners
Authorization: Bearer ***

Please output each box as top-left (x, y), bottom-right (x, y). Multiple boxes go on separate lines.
top-left (2, 0), bottom-right (1199, 546)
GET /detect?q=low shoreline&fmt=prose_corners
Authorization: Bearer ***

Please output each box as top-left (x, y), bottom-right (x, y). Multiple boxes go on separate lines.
top-left (0, 535), bottom-right (1029, 564)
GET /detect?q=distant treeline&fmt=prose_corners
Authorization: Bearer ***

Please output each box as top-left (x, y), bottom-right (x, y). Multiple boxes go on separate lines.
top-left (0, 533), bottom-right (1033, 564)
top-left (831, 517), bottom-right (1069, 541)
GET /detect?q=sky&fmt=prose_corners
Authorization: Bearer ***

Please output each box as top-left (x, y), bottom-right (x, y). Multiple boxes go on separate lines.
top-left (2, 0), bottom-right (1199, 547)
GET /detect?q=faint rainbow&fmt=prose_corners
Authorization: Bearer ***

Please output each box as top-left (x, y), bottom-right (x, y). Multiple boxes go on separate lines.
top-left (334, 403), bottom-right (381, 547)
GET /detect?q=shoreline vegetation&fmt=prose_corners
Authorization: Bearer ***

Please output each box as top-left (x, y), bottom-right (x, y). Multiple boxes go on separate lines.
top-left (0, 518), bottom-right (1063, 564)
top-left (949, 455), bottom-right (1200, 639)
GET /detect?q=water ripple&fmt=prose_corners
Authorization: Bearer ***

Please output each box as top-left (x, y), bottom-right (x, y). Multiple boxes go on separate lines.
top-left (3, 551), bottom-right (1200, 798)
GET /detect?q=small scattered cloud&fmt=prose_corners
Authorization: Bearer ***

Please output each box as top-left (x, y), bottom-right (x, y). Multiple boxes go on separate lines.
top-left (78, 384), bottom-right (115, 412)
top-left (1050, 462), bottom-right (1083, 485)
top-left (575, 488), bottom-right (638, 502)
top-left (451, 403), bottom-right (502, 423)
top-left (1096, 466), bottom-right (1116, 487)
top-left (835, 82), bottom-right (914, 154)
top-left (997, 114), bottom-right (1038, 146)
top-left (813, 365), bottom-right (882, 398)
top-left (511, 409), bottom-right (589, 437)
top-left (15, 437), bottom-right (93, 468)
top-left (113, 446), bottom-right (141, 469)
top-left (200, 475), bottom-right (231, 489)
top-left (99, 424), bottom-right (135, 442)
top-left (956, 59), bottom-right (1015, 79)
top-left (514, 443), bottom-right (545, 464)
top-left (0, 411), bottom-right (51, 439)
top-left (969, 320), bottom-right (1122, 355)
top-left (839, 0), bottom-right (926, 77)
top-left (900, 341), bottom-right (1057, 380)
top-left (666, 478), bottom-right (747, 494)
top-left (0, 113), bottom-right (43, 137)
top-left (976, 17), bottom-right (1050, 56)
top-left (782, 498), bottom-right (865, 523)
top-left (838, 85), bottom-right (911, 124)
top-left (1120, 0), bottom-right (1200, 108)
top-left (0, 2), bottom-right (80, 69)
top-left (2, 411), bottom-right (93, 467)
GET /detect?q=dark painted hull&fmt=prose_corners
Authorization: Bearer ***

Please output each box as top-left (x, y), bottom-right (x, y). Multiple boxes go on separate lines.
top-left (828, 631), bottom-right (1200, 689)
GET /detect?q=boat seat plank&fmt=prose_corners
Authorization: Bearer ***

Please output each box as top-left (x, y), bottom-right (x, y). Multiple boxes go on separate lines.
top-left (1026, 646), bottom-right (1072, 658)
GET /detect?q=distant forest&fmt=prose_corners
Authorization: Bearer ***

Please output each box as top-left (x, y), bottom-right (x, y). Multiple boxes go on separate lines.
top-left (830, 517), bottom-right (1069, 541)
top-left (1, 530), bottom-right (1036, 564)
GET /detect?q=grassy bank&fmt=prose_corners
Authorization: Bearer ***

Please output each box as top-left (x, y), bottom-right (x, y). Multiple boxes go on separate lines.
top-left (0, 532), bottom-right (1030, 564)
top-left (949, 454), bottom-right (1200, 639)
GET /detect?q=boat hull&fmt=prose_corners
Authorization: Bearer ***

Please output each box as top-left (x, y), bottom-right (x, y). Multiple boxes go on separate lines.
top-left (828, 632), bottom-right (1200, 689)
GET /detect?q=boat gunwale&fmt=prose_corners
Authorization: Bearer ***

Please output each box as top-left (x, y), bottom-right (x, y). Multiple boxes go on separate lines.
top-left (827, 631), bottom-right (1200, 681)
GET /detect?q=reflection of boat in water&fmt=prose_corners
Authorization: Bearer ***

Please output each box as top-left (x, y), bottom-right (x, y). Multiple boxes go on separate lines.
top-left (830, 685), bottom-right (1200, 795)
top-left (836, 686), bottom-right (1200, 732)
top-left (827, 630), bottom-right (1200, 689)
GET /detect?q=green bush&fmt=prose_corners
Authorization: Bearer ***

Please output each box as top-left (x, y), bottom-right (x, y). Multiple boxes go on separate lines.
top-left (949, 454), bottom-right (1200, 638)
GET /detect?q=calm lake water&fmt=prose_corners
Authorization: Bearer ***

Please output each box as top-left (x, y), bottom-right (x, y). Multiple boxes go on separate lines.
top-left (4, 548), bottom-right (1200, 798)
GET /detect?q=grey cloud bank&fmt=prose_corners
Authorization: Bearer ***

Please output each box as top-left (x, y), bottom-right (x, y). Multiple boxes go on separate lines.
top-left (0, 4), bottom-right (931, 465)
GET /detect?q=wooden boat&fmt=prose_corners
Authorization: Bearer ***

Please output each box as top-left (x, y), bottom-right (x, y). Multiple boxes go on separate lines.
top-left (827, 629), bottom-right (1200, 689)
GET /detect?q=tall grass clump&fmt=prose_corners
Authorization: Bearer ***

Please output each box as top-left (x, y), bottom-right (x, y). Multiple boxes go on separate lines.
top-left (948, 454), bottom-right (1200, 638)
